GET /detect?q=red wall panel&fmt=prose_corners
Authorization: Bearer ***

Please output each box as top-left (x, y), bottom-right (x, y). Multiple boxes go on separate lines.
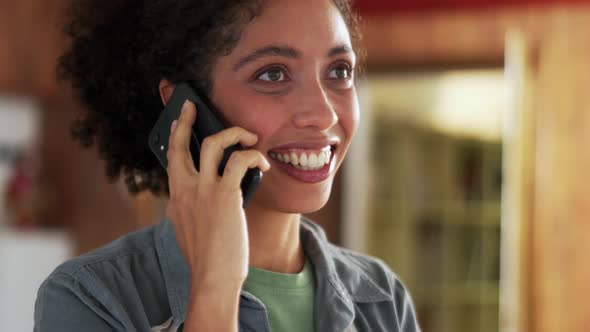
top-left (355, 0), bottom-right (590, 14)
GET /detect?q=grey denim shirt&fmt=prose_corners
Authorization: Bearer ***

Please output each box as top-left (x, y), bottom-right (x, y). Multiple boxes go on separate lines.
top-left (34, 217), bottom-right (420, 332)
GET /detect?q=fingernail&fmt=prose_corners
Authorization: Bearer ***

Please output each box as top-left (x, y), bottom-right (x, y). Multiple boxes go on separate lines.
top-left (182, 100), bottom-right (190, 113)
top-left (171, 120), bottom-right (178, 132)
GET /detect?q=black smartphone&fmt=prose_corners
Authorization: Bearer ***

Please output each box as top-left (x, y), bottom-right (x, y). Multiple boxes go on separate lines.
top-left (148, 82), bottom-right (262, 207)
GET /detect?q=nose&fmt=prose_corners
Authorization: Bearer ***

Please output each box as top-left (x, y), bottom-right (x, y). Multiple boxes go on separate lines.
top-left (292, 80), bottom-right (338, 131)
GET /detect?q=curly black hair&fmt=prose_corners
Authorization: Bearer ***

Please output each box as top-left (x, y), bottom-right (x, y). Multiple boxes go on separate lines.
top-left (58, 0), bottom-right (364, 196)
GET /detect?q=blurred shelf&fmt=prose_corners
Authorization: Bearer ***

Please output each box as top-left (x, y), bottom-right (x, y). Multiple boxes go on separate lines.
top-left (366, 115), bottom-right (502, 332)
top-left (372, 200), bottom-right (501, 227)
top-left (414, 282), bottom-right (499, 307)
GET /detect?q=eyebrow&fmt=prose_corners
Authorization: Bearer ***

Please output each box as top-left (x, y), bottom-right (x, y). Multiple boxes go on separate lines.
top-left (232, 44), bottom-right (355, 72)
top-left (233, 45), bottom-right (299, 72)
top-left (327, 45), bottom-right (354, 58)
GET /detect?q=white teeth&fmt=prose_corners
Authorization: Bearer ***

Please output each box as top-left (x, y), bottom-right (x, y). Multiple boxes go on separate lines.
top-left (290, 153), bottom-right (299, 166)
top-left (269, 147), bottom-right (334, 170)
top-left (308, 153), bottom-right (318, 168)
top-left (318, 152), bottom-right (326, 166)
top-left (300, 153), bottom-right (308, 167)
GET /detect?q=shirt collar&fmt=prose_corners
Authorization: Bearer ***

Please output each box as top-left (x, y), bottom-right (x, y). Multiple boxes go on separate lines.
top-left (155, 216), bottom-right (391, 329)
top-left (299, 217), bottom-right (392, 304)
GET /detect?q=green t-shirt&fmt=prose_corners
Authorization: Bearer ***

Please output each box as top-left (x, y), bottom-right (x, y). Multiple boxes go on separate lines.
top-left (242, 259), bottom-right (316, 332)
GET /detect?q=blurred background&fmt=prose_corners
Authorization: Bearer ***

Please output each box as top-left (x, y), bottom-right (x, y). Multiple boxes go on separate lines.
top-left (1, 0), bottom-right (590, 331)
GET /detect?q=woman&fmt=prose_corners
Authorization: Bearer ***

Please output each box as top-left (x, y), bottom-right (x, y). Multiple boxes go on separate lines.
top-left (34, 0), bottom-right (419, 331)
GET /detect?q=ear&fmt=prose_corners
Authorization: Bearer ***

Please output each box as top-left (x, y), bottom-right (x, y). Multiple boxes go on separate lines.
top-left (158, 79), bottom-right (176, 106)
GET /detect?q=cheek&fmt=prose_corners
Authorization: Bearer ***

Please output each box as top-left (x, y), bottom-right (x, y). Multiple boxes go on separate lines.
top-left (213, 90), bottom-right (290, 143)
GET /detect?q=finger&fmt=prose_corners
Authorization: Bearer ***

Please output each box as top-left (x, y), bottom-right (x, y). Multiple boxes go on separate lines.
top-left (168, 100), bottom-right (197, 176)
top-left (219, 150), bottom-right (270, 192)
top-left (200, 126), bottom-right (259, 180)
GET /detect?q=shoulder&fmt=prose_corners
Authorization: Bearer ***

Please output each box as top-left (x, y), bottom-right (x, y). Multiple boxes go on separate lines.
top-left (35, 223), bottom-right (167, 330)
top-left (50, 223), bottom-right (160, 279)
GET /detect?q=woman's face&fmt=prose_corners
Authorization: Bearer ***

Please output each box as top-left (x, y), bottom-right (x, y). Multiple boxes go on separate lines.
top-left (210, 0), bottom-right (359, 213)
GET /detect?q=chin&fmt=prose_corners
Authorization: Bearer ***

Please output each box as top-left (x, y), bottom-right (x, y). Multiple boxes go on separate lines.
top-left (252, 177), bottom-right (334, 214)
top-left (286, 192), bottom-right (331, 214)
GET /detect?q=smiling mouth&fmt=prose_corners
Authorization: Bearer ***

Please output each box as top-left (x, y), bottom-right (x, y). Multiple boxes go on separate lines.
top-left (268, 145), bottom-right (336, 171)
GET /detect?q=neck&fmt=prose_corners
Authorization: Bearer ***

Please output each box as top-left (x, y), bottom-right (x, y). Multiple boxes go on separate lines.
top-left (244, 202), bottom-right (305, 274)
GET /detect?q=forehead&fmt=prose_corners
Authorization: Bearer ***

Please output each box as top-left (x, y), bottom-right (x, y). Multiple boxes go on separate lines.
top-left (230, 0), bottom-right (352, 57)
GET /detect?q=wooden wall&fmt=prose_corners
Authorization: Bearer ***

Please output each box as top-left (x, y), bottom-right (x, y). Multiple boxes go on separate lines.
top-left (361, 5), bottom-right (590, 332)
top-left (531, 13), bottom-right (590, 332)
top-left (0, 0), bottom-right (149, 253)
top-left (0, 0), bottom-right (63, 98)
top-left (355, 0), bottom-right (590, 14)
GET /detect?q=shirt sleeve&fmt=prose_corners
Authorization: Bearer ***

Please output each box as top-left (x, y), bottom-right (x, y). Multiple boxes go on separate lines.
top-left (34, 273), bottom-right (122, 332)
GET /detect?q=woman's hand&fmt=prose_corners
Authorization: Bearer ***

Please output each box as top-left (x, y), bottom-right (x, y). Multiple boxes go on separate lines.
top-left (165, 100), bottom-right (270, 330)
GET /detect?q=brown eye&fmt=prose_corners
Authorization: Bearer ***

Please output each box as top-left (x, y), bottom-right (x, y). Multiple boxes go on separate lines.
top-left (257, 67), bottom-right (287, 82)
top-left (328, 64), bottom-right (352, 80)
